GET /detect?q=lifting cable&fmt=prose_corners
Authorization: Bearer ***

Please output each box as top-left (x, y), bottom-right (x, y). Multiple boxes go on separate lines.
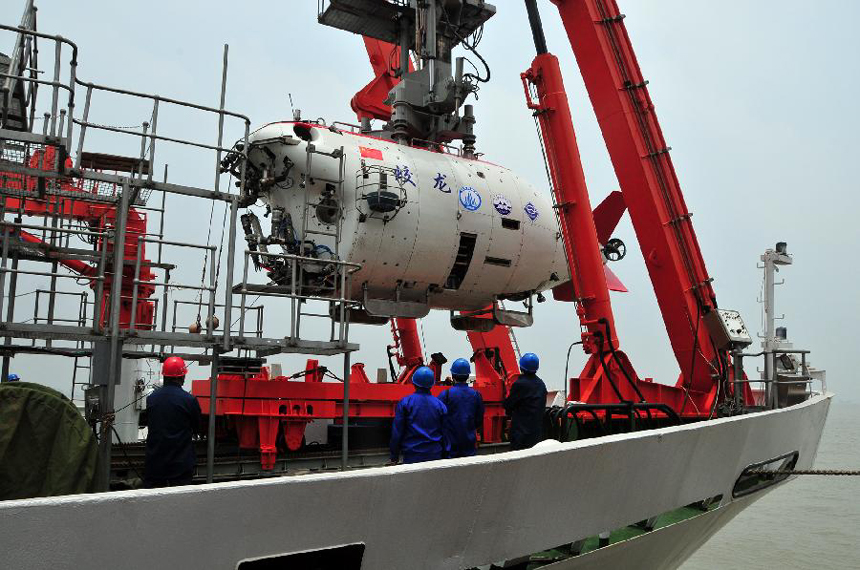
top-left (195, 195), bottom-right (218, 325)
top-left (441, 7), bottom-right (490, 84)
top-left (680, 307), bottom-right (702, 416)
top-left (195, 173), bottom-right (231, 327)
top-left (111, 425), bottom-right (142, 480)
top-left (599, 318), bottom-right (646, 402)
top-left (418, 318), bottom-right (429, 363)
top-left (594, 333), bottom-right (627, 404)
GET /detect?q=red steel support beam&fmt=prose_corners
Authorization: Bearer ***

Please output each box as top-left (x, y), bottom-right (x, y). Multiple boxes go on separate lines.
top-left (551, 0), bottom-right (720, 392)
top-left (522, 53), bottom-right (619, 354)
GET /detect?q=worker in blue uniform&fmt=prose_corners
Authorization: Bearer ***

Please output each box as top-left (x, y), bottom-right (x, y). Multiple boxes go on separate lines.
top-left (389, 366), bottom-right (447, 464)
top-left (437, 358), bottom-right (485, 458)
top-left (144, 356), bottom-right (202, 487)
top-left (504, 352), bottom-right (548, 450)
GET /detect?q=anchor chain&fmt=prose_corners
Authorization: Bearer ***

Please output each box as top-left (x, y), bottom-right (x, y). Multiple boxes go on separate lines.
top-left (750, 469), bottom-right (860, 476)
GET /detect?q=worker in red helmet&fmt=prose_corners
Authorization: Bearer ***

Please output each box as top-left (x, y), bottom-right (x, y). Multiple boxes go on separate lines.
top-left (389, 366), bottom-right (447, 465)
top-left (143, 356), bottom-right (202, 488)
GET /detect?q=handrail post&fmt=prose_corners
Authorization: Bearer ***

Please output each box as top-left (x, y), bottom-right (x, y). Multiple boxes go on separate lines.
top-left (137, 122), bottom-right (149, 182)
top-left (74, 84), bottom-right (92, 170)
top-left (0, 224), bottom-right (11, 320)
top-left (147, 99), bottom-right (159, 183)
top-left (238, 252), bottom-right (249, 340)
top-left (206, 348), bottom-right (220, 484)
top-left (214, 45), bottom-right (228, 194)
top-left (49, 38), bottom-right (61, 137)
top-left (95, 181), bottom-right (131, 492)
top-left (222, 196), bottom-right (238, 352)
top-left (128, 236), bottom-right (143, 331)
top-left (338, 265), bottom-right (346, 344)
top-left (206, 246), bottom-right (216, 338)
top-left (66, 48), bottom-right (77, 146)
top-left (732, 349), bottom-right (743, 409)
top-left (341, 350), bottom-right (351, 470)
top-left (93, 228), bottom-right (110, 333)
top-left (290, 259), bottom-right (297, 341)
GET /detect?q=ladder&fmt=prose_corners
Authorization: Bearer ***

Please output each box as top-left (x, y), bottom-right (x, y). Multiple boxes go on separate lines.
top-left (500, 301), bottom-right (523, 360)
top-left (70, 294), bottom-right (93, 403)
top-left (295, 143), bottom-right (346, 338)
top-left (299, 143), bottom-right (345, 262)
top-left (70, 357), bottom-right (91, 404)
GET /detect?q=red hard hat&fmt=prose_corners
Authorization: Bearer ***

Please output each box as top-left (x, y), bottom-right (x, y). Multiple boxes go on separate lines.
top-left (162, 356), bottom-right (188, 378)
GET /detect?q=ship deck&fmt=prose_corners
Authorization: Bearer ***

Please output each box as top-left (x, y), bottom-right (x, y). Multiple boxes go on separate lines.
top-left (1, 392), bottom-right (832, 570)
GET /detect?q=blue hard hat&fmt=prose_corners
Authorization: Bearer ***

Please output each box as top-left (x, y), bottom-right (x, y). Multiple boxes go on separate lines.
top-left (7, 373), bottom-right (19, 381)
top-left (451, 358), bottom-right (471, 378)
top-left (411, 366), bottom-right (435, 389)
top-left (519, 352), bottom-right (539, 373)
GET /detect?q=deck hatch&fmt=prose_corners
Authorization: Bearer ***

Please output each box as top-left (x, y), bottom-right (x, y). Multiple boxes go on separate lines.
top-left (238, 543), bottom-right (365, 569)
top-left (444, 232), bottom-right (477, 290)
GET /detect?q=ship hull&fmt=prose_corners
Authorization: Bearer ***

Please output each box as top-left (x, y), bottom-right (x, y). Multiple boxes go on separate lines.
top-left (541, 490), bottom-right (763, 569)
top-left (0, 393), bottom-right (831, 569)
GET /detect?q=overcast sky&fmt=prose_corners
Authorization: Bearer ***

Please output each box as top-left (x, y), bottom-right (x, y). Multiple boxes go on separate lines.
top-left (2, 0), bottom-right (857, 404)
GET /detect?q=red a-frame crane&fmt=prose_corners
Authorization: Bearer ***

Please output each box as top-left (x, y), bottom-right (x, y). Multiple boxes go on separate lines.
top-left (521, 0), bottom-right (729, 414)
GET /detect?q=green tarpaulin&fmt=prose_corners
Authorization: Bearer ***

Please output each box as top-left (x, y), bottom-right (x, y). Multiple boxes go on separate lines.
top-left (0, 381), bottom-right (97, 500)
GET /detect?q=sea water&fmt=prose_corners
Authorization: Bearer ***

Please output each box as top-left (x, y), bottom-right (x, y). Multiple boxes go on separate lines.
top-left (682, 402), bottom-right (860, 569)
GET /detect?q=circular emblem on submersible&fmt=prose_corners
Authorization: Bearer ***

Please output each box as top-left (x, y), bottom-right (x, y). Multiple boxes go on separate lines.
top-left (492, 195), bottom-right (512, 215)
top-left (459, 186), bottom-right (482, 211)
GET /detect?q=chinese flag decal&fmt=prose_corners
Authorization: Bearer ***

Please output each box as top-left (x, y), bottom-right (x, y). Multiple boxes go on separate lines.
top-left (359, 146), bottom-right (383, 160)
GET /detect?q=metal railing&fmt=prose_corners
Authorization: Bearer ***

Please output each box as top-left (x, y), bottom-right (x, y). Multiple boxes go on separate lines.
top-left (0, 12), bottom-right (366, 489)
top-left (0, 1), bottom-right (37, 132)
top-left (0, 26), bottom-right (252, 207)
top-left (128, 236), bottom-right (216, 333)
top-left (732, 348), bottom-right (824, 409)
top-left (71, 77), bottom-right (251, 196)
top-left (171, 300), bottom-right (264, 339)
top-left (236, 250), bottom-right (361, 345)
top-left (0, 23), bottom-right (78, 144)
top-left (354, 163), bottom-right (408, 221)
top-left (0, 220), bottom-right (111, 329)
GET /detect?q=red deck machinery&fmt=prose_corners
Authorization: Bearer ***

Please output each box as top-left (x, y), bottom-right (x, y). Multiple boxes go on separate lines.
top-left (1, 146), bottom-right (156, 330)
top-left (193, 0), bottom-right (757, 469)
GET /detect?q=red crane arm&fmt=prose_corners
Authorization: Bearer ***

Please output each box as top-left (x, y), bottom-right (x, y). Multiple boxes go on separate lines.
top-left (522, 55), bottom-right (619, 355)
top-left (352, 37), bottom-right (413, 122)
top-left (551, 0), bottom-right (720, 392)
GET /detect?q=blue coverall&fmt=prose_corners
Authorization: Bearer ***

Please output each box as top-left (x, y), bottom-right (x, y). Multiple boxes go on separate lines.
top-left (144, 382), bottom-right (202, 487)
top-left (390, 388), bottom-right (447, 464)
top-left (438, 382), bottom-right (485, 457)
top-left (503, 372), bottom-right (547, 450)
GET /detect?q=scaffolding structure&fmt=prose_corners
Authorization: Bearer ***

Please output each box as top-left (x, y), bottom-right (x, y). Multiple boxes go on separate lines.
top-left (0, 8), bottom-right (360, 490)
